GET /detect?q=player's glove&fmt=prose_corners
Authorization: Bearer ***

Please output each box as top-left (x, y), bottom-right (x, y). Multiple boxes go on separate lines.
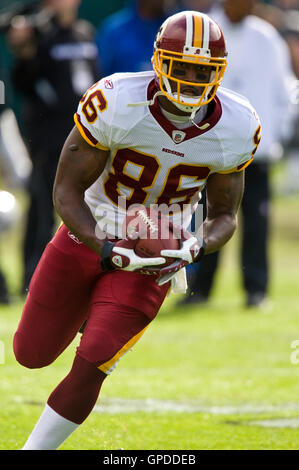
top-left (157, 226), bottom-right (206, 286)
top-left (100, 238), bottom-right (166, 273)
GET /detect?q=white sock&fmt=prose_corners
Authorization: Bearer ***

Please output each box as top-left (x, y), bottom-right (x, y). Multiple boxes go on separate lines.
top-left (22, 404), bottom-right (79, 450)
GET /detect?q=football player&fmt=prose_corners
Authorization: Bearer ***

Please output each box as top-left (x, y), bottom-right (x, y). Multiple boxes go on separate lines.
top-left (14, 10), bottom-right (261, 449)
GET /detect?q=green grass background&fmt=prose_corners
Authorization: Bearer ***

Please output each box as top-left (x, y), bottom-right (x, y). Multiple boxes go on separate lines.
top-left (0, 163), bottom-right (299, 450)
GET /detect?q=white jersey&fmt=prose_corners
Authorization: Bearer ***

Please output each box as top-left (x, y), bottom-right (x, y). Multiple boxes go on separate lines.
top-left (75, 71), bottom-right (261, 238)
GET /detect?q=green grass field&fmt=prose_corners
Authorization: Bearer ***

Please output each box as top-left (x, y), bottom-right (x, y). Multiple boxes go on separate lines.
top-left (0, 167), bottom-right (299, 450)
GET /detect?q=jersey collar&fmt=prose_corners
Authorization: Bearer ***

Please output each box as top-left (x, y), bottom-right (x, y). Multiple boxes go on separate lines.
top-left (147, 79), bottom-right (222, 144)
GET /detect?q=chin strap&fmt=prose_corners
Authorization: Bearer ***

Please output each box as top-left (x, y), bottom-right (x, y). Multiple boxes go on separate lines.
top-left (127, 90), bottom-right (208, 131)
top-left (190, 108), bottom-right (201, 129)
top-left (127, 91), bottom-right (164, 108)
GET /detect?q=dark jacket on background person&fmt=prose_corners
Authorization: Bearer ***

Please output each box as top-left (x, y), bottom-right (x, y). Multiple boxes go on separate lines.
top-left (12, 15), bottom-right (100, 155)
top-left (10, 13), bottom-right (101, 293)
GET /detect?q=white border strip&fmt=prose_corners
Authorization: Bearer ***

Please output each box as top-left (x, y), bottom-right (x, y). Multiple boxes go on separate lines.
top-left (185, 11), bottom-right (193, 48)
top-left (202, 14), bottom-right (210, 50)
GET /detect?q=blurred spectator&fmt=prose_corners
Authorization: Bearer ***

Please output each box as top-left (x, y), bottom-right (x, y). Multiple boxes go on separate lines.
top-left (0, 110), bottom-right (11, 303)
top-left (0, 108), bottom-right (28, 303)
top-left (0, 269), bottom-right (9, 304)
top-left (0, 50), bottom-right (31, 303)
top-left (254, 1), bottom-right (299, 195)
top-left (179, 0), bottom-right (214, 12)
top-left (0, 187), bottom-right (21, 304)
top-left (6, 0), bottom-right (100, 294)
top-left (280, 28), bottom-right (299, 194)
top-left (270, 0), bottom-right (299, 9)
top-left (0, 182), bottom-right (12, 304)
top-left (0, 107), bottom-right (32, 189)
top-left (95, 0), bottom-right (172, 76)
top-left (253, 4), bottom-right (299, 196)
top-left (181, 0), bottom-right (295, 308)
top-left (285, 31), bottom-right (299, 78)
top-left (253, 1), bottom-right (287, 30)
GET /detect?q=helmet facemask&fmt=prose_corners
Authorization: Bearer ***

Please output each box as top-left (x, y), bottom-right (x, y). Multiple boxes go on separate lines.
top-left (152, 47), bottom-right (227, 112)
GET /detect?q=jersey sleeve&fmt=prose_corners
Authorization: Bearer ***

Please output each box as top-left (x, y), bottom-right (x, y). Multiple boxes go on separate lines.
top-left (74, 78), bottom-right (117, 150)
top-left (218, 107), bottom-right (262, 174)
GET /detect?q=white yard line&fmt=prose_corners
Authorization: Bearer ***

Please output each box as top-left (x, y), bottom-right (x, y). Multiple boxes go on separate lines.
top-left (247, 418), bottom-right (299, 428)
top-left (93, 398), bottom-right (299, 416)
top-left (21, 397), bottom-right (299, 428)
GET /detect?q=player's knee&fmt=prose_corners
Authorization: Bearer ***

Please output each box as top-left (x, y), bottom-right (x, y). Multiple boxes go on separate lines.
top-left (78, 330), bottom-right (118, 366)
top-left (13, 331), bottom-right (55, 369)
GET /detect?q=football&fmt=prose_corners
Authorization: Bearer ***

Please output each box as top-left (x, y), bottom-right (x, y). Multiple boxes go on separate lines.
top-left (124, 206), bottom-right (180, 267)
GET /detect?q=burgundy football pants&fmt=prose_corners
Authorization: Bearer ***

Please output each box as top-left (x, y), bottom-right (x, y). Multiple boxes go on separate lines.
top-left (13, 224), bottom-right (169, 423)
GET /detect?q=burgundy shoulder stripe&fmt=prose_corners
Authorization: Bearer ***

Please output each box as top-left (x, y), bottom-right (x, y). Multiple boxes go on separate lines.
top-left (75, 112), bottom-right (98, 146)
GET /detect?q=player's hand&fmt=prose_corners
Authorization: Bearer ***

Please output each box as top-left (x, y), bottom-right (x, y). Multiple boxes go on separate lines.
top-left (100, 239), bottom-right (166, 273)
top-left (157, 226), bottom-right (206, 286)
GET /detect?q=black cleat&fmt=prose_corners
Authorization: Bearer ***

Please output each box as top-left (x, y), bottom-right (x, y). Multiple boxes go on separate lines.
top-left (246, 292), bottom-right (269, 309)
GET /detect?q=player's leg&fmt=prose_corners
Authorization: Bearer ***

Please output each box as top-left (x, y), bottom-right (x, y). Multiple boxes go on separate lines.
top-left (48, 281), bottom-right (156, 424)
top-left (21, 270), bottom-right (169, 449)
top-left (14, 225), bottom-right (101, 369)
top-left (22, 355), bottom-right (106, 450)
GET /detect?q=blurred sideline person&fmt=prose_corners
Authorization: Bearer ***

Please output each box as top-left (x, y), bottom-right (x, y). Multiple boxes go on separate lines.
top-left (252, 1), bottom-right (299, 194)
top-left (0, 67), bottom-right (31, 303)
top-left (179, 0), bottom-right (213, 13)
top-left (181, 0), bottom-right (294, 308)
top-left (95, 0), bottom-right (170, 75)
top-left (280, 27), bottom-right (299, 194)
top-left (6, 0), bottom-right (100, 294)
top-left (14, 11), bottom-right (261, 449)
top-left (0, 105), bottom-right (14, 304)
top-left (0, 187), bottom-right (21, 304)
top-left (0, 189), bottom-right (20, 304)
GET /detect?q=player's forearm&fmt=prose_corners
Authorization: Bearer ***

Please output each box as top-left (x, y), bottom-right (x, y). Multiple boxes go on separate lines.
top-left (200, 171), bottom-right (243, 254)
top-left (53, 188), bottom-right (104, 255)
top-left (53, 126), bottom-right (111, 254)
top-left (201, 213), bottom-right (238, 254)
